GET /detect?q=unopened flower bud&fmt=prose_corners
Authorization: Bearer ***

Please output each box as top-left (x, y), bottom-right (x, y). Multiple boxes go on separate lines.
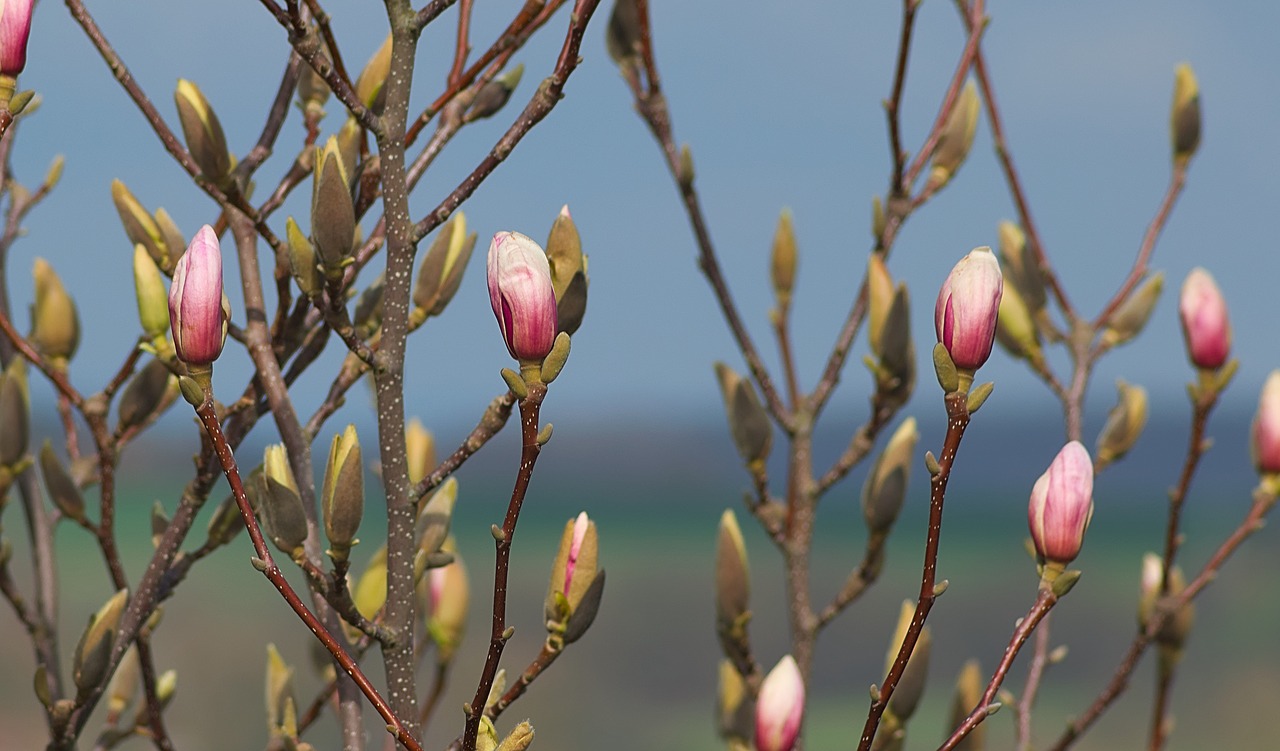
top-left (296, 58), bottom-right (330, 116)
top-left (354, 34), bottom-right (392, 111)
top-left (997, 220), bottom-right (1045, 312)
top-left (876, 285), bottom-right (915, 409)
top-left (496, 720), bottom-right (534, 751)
top-left (545, 205), bottom-right (589, 337)
top-left (106, 647), bottom-right (140, 718)
top-left (755, 655), bottom-right (803, 751)
top-left (545, 512), bottom-right (600, 625)
top-left (465, 64), bottom-right (524, 123)
top-left (866, 254), bottom-right (893, 357)
top-left (715, 509), bottom-right (750, 631)
top-left (1178, 267), bottom-right (1230, 371)
top-left (1170, 63), bottom-right (1200, 167)
top-left (134, 245), bottom-right (169, 340)
top-left (174, 79), bottom-right (232, 186)
top-left (40, 440), bottom-right (85, 522)
top-left (1252, 371), bottom-right (1280, 476)
top-left (1138, 553), bottom-right (1194, 655)
top-left (0, 0), bottom-right (34, 78)
top-left (405, 418), bottom-right (437, 487)
top-left (1095, 380), bottom-right (1148, 470)
top-left (770, 209), bottom-right (798, 309)
top-left (718, 659), bottom-right (753, 742)
top-left (605, 0), bottom-right (642, 71)
top-left (412, 213), bottom-right (475, 321)
top-left (111, 180), bottom-right (171, 271)
top-left (73, 588), bottom-right (129, 698)
top-left (884, 600), bottom-right (932, 723)
top-left (1028, 441), bottom-right (1094, 569)
top-left (352, 547), bottom-right (387, 621)
top-left (947, 660), bottom-right (985, 751)
top-left (311, 136), bottom-right (356, 276)
top-left (426, 553), bottom-right (469, 663)
top-left (264, 643), bottom-right (297, 739)
top-left (928, 80), bottom-right (980, 190)
top-left (0, 357), bottom-right (28, 467)
top-left (994, 281), bottom-right (1042, 364)
top-left (862, 418), bottom-right (918, 537)
top-left (322, 424), bottom-right (364, 562)
top-left (714, 362), bottom-right (772, 468)
top-left (487, 231), bottom-right (557, 364)
top-left (31, 258), bottom-right (80, 365)
top-left (934, 247), bottom-right (1002, 376)
top-left (168, 225), bottom-right (228, 367)
top-left (262, 445), bottom-right (307, 558)
top-left (286, 217), bottom-right (322, 300)
top-left (1101, 272), bottom-right (1163, 349)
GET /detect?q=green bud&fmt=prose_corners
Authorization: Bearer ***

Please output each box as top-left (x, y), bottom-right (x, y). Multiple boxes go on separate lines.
top-left (994, 281), bottom-right (1042, 364)
top-left (862, 418), bottom-right (918, 536)
top-left (867, 254), bottom-right (894, 357)
top-left (355, 35), bottom-right (392, 111)
top-left (311, 136), bottom-right (356, 275)
top-left (0, 358), bottom-right (29, 467)
top-left (465, 64), bottom-right (525, 123)
top-left (44, 156), bottom-right (65, 190)
top-left (322, 425), bottom-right (364, 562)
top-left (286, 217), bottom-right (323, 300)
top-left (714, 510), bottom-right (750, 631)
top-left (770, 208), bottom-right (797, 309)
top-left (40, 441), bottom-right (85, 522)
top-left (929, 80), bottom-right (980, 190)
top-left (713, 362), bottom-right (772, 468)
top-left (262, 445), bottom-right (308, 559)
top-left (477, 716), bottom-right (500, 751)
top-left (544, 512), bottom-right (600, 627)
top-left (496, 720), bottom-right (535, 751)
top-left (947, 660), bottom-right (986, 751)
top-left (876, 285), bottom-right (915, 408)
top-left (353, 546), bottom-right (387, 621)
top-left (605, 0), bottom-right (642, 71)
top-left (265, 643), bottom-right (297, 739)
top-left (540, 332), bottom-right (572, 385)
top-left (716, 659), bottom-right (753, 742)
top-left (884, 600), bottom-right (931, 723)
top-left (133, 245), bottom-right (170, 339)
top-left (73, 589), bottom-right (129, 698)
top-left (31, 258), bottom-right (80, 365)
top-left (425, 549), bottom-right (469, 662)
top-left (154, 209), bottom-right (186, 273)
top-left (296, 60), bottom-right (330, 117)
top-left (111, 180), bottom-right (169, 270)
top-left (405, 419), bottom-right (437, 487)
top-left (106, 647), bottom-right (140, 718)
top-left (174, 79), bottom-right (233, 187)
top-left (545, 205), bottom-right (588, 336)
top-left (1102, 272), bottom-right (1164, 348)
top-left (1170, 63), bottom-right (1200, 168)
top-left (417, 477), bottom-right (457, 563)
top-left (1096, 380), bottom-right (1149, 470)
top-left (117, 358), bottom-right (176, 432)
top-left (412, 213), bottom-right (476, 320)
top-left (996, 221), bottom-right (1044, 313)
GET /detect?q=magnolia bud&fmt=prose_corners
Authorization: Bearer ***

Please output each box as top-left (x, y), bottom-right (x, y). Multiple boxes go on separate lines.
top-left (311, 136), bottom-right (356, 276)
top-left (264, 643), bottom-right (297, 739)
top-left (0, 0), bottom-right (34, 77)
top-left (262, 445), bottom-right (307, 558)
top-left (717, 659), bottom-right (753, 742)
top-left (1095, 380), bottom-right (1148, 470)
top-left (545, 512), bottom-right (601, 627)
top-left (1028, 441), bottom-right (1094, 569)
top-left (770, 209), bottom-right (798, 309)
top-left (133, 245), bottom-right (170, 340)
top-left (496, 720), bottom-right (534, 751)
top-left (545, 205), bottom-right (588, 337)
top-left (0, 357), bottom-right (28, 467)
top-left (1101, 273), bottom-right (1164, 348)
top-left (947, 660), bottom-right (985, 751)
top-left (322, 425), bottom-right (364, 562)
top-left (876, 285), bottom-right (915, 409)
top-left (884, 600), bottom-right (931, 723)
top-left (997, 220), bottom-right (1044, 313)
top-left (605, 0), bottom-right (642, 71)
top-left (1170, 63), bottom-right (1200, 167)
top-left (755, 655), bottom-right (803, 751)
top-left (352, 547), bottom-right (387, 622)
top-left (1252, 371), bottom-right (1280, 476)
top-left (174, 79), bottom-right (232, 186)
top-left (928, 80), bottom-right (980, 190)
top-left (112, 180), bottom-right (171, 271)
top-left (426, 552), bottom-right (469, 663)
top-left (1178, 267), bottom-right (1230, 371)
top-left (866, 254), bottom-right (893, 357)
top-left (465, 64), bottom-right (524, 122)
top-left (412, 213), bottom-right (475, 321)
top-left (31, 258), bottom-right (80, 365)
top-left (993, 281), bottom-right (1042, 364)
top-left (487, 231), bottom-right (557, 363)
top-left (118, 357), bottom-right (176, 432)
top-left (168, 225), bottom-right (228, 366)
top-left (405, 418), bottom-right (437, 487)
top-left (862, 418), bottom-right (918, 537)
top-left (1138, 553), bottom-right (1194, 655)
top-left (934, 247), bottom-right (1002, 376)
top-left (714, 362), bottom-right (772, 468)
top-left (73, 589), bottom-right (129, 698)
top-left (40, 441), bottom-right (85, 522)
top-left (715, 509), bottom-right (750, 633)
top-left (354, 34), bottom-right (392, 111)
top-left (286, 217), bottom-right (322, 300)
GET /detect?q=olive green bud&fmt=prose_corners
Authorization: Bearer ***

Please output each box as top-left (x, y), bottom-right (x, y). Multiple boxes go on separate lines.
top-left (1101, 272), bottom-right (1164, 348)
top-left (605, 0), bottom-right (642, 71)
top-left (311, 136), bottom-right (356, 276)
top-left (884, 600), bottom-right (931, 723)
top-left (0, 357), bottom-right (29, 467)
top-left (425, 549), bottom-right (469, 662)
top-left (545, 205), bottom-right (588, 336)
top-left (716, 659), bottom-right (753, 742)
top-left (1170, 63), bottom-right (1200, 168)
top-left (996, 221), bottom-right (1045, 313)
top-left (544, 512), bottom-right (600, 628)
top-left (929, 80), bottom-right (980, 191)
top-left (714, 509), bottom-right (750, 633)
top-left (1139, 553), bottom-right (1195, 658)
top-left (174, 79), bottom-right (232, 187)
top-left (405, 418), bottom-right (437, 487)
top-left (993, 281), bottom-right (1042, 364)
top-left (1095, 380), bottom-right (1148, 470)
top-left (322, 425), bottom-right (364, 562)
top-left (354, 34), bottom-right (392, 112)
top-left (40, 441), bottom-right (85, 522)
top-left (946, 660), bottom-right (986, 751)
top-left (44, 156), bottom-right (65, 191)
top-left (412, 213), bottom-right (476, 322)
top-left (770, 208), bottom-right (798, 310)
top-left (111, 180), bottom-right (170, 270)
top-left (286, 217), bottom-right (323, 300)
top-left (876, 285), bottom-right (915, 408)
top-left (352, 546), bottom-right (387, 621)
top-left (265, 643), bottom-right (298, 739)
top-left (105, 647), bottom-right (140, 718)
top-left (73, 588), bottom-right (129, 698)
top-left (496, 721), bottom-right (534, 751)
top-left (262, 445), bottom-right (308, 559)
top-left (465, 64), bottom-right (524, 123)
top-left (416, 476), bottom-right (456, 560)
top-left (133, 245), bottom-right (169, 339)
top-left (352, 273), bottom-right (384, 337)
top-left (296, 60), bottom-right (330, 118)
top-left (713, 362), bottom-right (772, 469)
top-left (862, 418), bottom-right (919, 537)
top-left (117, 358), bottom-right (176, 432)
top-left (477, 716), bottom-right (500, 751)
top-left (867, 254), bottom-right (894, 357)
top-left (31, 258), bottom-right (80, 365)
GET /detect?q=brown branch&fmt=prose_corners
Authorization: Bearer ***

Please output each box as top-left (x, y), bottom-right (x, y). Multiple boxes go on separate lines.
top-left (410, 392), bottom-right (516, 503)
top-left (1015, 615), bottom-right (1052, 750)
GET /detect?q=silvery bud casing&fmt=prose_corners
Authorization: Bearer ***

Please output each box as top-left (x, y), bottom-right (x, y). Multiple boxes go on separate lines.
top-left (465, 64), bottom-right (524, 123)
top-left (545, 205), bottom-right (588, 337)
top-left (928, 80), bottom-right (980, 191)
top-left (31, 258), bottom-right (80, 366)
top-left (322, 424), bottom-right (364, 562)
top-left (412, 213), bottom-right (476, 323)
top-left (310, 136), bottom-right (356, 277)
top-left (714, 362), bottom-right (772, 469)
top-left (40, 440), bottom-right (85, 522)
top-left (1170, 63), bottom-right (1200, 167)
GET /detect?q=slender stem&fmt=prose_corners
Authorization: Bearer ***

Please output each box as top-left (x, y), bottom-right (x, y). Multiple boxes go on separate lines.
top-left (857, 389), bottom-right (972, 750)
top-left (941, 588), bottom-right (1058, 751)
top-left (884, 0), bottom-right (920, 195)
top-left (461, 383), bottom-right (546, 751)
top-left (1147, 656), bottom-right (1176, 751)
top-left (1015, 615), bottom-right (1052, 750)
top-left (486, 641), bottom-right (561, 720)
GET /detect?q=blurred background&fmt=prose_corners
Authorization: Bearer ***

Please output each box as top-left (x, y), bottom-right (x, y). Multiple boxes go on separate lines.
top-left (1, 0), bottom-right (1278, 749)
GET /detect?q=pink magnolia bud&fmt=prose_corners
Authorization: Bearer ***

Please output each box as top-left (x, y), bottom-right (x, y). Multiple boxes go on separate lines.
top-left (755, 655), bottom-right (803, 751)
top-left (1253, 371), bottom-right (1280, 475)
top-left (563, 511), bottom-right (589, 595)
top-left (0, 0), bottom-right (34, 77)
top-left (486, 231), bottom-right (557, 363)
top-left (1178, 267), bottom-right (1230, 370)
top-left (935, 247), bottom-right (1003, 371)
top-left (168, 225), bottom-right (227, 366)
top-left (1028, 441), bottom-right (1094, 565)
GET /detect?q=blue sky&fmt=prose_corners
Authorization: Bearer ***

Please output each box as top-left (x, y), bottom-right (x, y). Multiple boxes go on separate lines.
top-left (8, 1), bottom-right (1279, 441)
